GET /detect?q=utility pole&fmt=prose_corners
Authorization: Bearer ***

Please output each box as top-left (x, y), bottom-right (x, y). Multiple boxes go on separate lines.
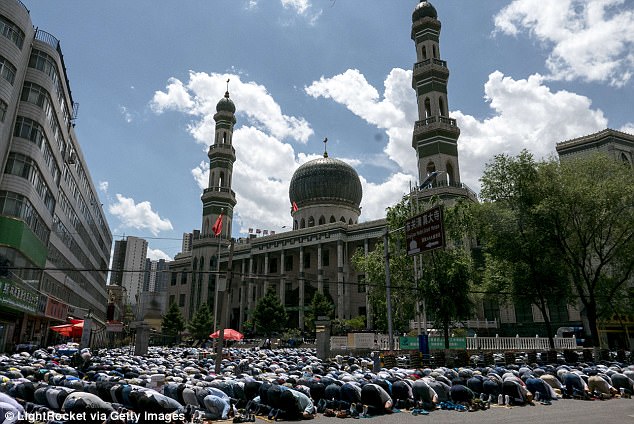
top-left (215, 238), bottom-right (234, 374)
top-left (384, 228), bottom-right (394, 351)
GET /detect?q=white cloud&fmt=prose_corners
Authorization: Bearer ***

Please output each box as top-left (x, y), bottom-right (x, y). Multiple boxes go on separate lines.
top-left (280, 0), bottom-right (321, 24)
top-left (119, 106), bottom-right (133, 123)
top-left (494, 0), bottom-right (634, 86)
top-left (108, 194), bottom-right (174, 236)
top-left (619, 123), bottom-right (634, 134)
top-left (151, 72), bottom-right (313, 144)
top-left (305, 68), bottom-right (417, 175)
top-left (281, 0), bottom-right (310, 15)
top-left (306, 68), bottom-right (608, 195)
top-left (360, 173), bottom-right (414, 221)
top-left (99, 181), bottom-right (109, 193)
top-left (147, 248), bottom-right (173, 262)
top-left (454, 71), bottom-right (607, 191)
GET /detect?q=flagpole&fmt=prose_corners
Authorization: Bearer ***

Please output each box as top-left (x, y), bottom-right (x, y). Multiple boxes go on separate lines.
top-left (213, 208), bottom-right (224, 333)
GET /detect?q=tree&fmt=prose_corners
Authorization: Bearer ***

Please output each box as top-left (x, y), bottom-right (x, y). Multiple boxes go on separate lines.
top-left (477, 151), bottom-right (572, 348)
top-left (252, 288), bottom-right (288, 336)
top-left (419, 248), bottom-right (474, 348)
top-left (351, 196), bottom-right (417, 333)
top-left (541, 153), bottom-right (634, 347)
top-left (161, 302), bottom-right (185, 342)
top-left (305, 291), bottom-right (334, 330)
top-left (187, 303), bottom-right (213, 340)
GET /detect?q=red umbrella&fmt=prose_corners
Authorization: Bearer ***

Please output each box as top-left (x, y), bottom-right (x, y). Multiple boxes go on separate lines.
top-left (209, 328), bottom-right (244, 341)
top-left (50, 320), bottom-right (84, 338)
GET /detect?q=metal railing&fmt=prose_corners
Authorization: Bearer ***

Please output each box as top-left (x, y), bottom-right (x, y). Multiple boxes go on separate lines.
top-left (414, 116), bottom-right (457, 128)
top-left (414, 58), bottom-right (447, 69)
top-left (330, 334), bottom-right (577, 351)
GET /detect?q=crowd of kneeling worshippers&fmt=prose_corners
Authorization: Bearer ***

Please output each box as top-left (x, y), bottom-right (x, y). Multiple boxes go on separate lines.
top-left (0, 346), bottom-right (633, 423)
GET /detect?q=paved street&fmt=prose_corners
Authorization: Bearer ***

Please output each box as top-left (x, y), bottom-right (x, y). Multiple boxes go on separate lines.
top-left (305, 399), bottom-right (634, 424)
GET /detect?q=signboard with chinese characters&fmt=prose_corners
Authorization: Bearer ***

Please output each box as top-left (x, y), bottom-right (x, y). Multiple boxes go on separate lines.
top-left (428, 336), bottom-right (466, 350)
top-left (405, 205), bottom-right (445, 255)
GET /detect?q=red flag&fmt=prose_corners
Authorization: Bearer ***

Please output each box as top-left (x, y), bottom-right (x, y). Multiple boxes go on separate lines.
top-left (212, 212), bottom-right (223, 236)
top-left (292, 201), bottom-right (298, 212)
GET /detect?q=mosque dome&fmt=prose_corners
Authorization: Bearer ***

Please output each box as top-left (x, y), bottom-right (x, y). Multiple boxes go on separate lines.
top-left (289, 156), bottom-right (362, 209)
top-left (412, 1), bottom-right (438, 21)
top-left (216, 91), bottom-right (236, 113)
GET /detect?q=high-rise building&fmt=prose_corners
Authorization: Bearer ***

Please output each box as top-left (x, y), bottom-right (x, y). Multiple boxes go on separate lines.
top-left (143, 258), bottom-right (168, 293)
top-left (110, 236), bottom-right (148, 306)
top-left (181, 232), bottom-right (194, 254)
top-left (0, 0), bottom-right (112, 351)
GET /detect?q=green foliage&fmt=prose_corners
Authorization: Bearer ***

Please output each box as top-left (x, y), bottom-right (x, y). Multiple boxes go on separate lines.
top-left (476, 150), bottom-right (571, 346)
top-left (346, 315), bottom-right (366, 331)
top-left (476, 151), bottom-right (634, 347)
top-left (419, 248), bottom-right (474, 348)
top-left (187, 303), bottom-right (213, 340)
top-left (305, 291), bottom-right (334, 329)
top-left (252, 288), bottom-right (288, 336)
top-left (161, 302), bottom-right (185, 337)
top-left (541, 153), bottom-right (634, 346)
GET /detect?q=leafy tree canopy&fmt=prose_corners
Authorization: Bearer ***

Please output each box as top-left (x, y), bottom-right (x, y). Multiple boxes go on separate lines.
top-left (161, 302), bottom-right (185, 337)
top-left (187, 303), bottom-right (213, 340)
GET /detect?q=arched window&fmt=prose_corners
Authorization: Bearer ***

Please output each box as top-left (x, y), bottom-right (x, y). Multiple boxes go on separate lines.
top-left (193, 257), bottom-right (198, 269)
top-left (219, 171), bottom-right (225, 187)
top-left (432, 45), bottom-right (438, 58)
top-left (308, 216), bottom-right (315, 227)
top-left (318, 216), bottom-right (325, 225)
top-left (424, 98), bottom-right (432, 118)
top-left (348, 218), bottom-right (353, 224)
top-left (340, 216), bottom-right (346, 223)
top-left (330, 216), bottom-right (336, 223)
top-left (439, 96), bottom-right (445, 116)
top-left (446, 162), bottom-right (455, 185)
top-left (211, 172), bottom-right (215, 187)
top-left (422, 45), bottom-right (427, 60)
top-left (300, 218), bottom-right (306, 229)
top-left (199, 257), bottom-right (204, 270)
top-left (223, 132), bottom-right (227, 143)
top-left (294, 220), bottom-right (298, 230)
top-left (621, 152), bottom-right (631, 166)
top-left (426, 161), bottom-right (436, 174)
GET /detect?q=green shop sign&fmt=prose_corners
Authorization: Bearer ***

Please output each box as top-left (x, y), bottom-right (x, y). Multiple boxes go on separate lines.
top-left (399, 336), bottom-right (419, 350)
top-left (0, 278), bottom-right (38, 313)
top-left (428, 337), bottom-right (466, 350)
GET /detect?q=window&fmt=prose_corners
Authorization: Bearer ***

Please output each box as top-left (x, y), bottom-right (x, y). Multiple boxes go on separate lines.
top-left (308, 216), bottom-right (315, 227)
top-left (303, 253), bottom-right (311, 269)
top-left (483, 299), bottom-right (500, 322)
top-left (357, 275), bottom-right (366, 293)
top-left (329, 216), bottom-right (336, 223)
top-left (269, 258), bottom-right (278, 274)
top-left (180, 271), bottom-right (188, 285)
top-left (318, 216), bottom-right (325, 225)
top-left (322, 250), bottom-right (329, 267)
top-left (0, 190), bottom-right (50, 242)
top-left (424, 98), bottom-right (432, 118)
top-left (0, 16), bottom-right (25, 49)
top-left (0, 55), bottom-right (16, 85)
top-left (0, 99), bottom-right (6, 122)
top-left (170, 272), bottom-right (177, 286)
top-left (179, 294), bottom-right (185, 307)
top-left (285, 256), bottom-right (293, 272)
top-left (548, 298), bottom-right (569, 324)
top-left (169, 295), bottom-right (175, 305)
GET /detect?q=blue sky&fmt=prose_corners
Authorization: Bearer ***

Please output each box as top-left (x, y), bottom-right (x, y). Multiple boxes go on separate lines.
top-left (25, 0), bottom-right (634, 261)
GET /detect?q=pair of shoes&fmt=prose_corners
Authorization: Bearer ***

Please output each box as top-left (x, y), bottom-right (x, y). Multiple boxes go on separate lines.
top-left (540, 400), bottom-right (552, 406)
top-left (234, 415), bottom-right (254, 423)
top-left (268, 409), bottom-right (278, 420)
top-left (411, 408), bottom-right (428, 416)
top-left (324, 409), bottom-right (336, 417)
top-left (454, 404), bottom-right (468, 412)
top-left (336, 410), bottom-right (349, 418)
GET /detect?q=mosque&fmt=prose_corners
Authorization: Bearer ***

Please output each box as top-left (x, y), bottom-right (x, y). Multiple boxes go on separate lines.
top-left (166, 1), bottom-right (598, 340)
top-left (165, 0), bottom-right (474, 333)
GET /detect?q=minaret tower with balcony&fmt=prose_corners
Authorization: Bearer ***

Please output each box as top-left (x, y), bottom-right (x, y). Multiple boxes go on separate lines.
top-left (411, 1), bottom-right (475, 202)
top-left (201, 86), bottom-right (237, 238)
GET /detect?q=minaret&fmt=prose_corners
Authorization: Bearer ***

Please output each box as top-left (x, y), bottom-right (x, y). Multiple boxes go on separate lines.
top-left (201, 83), bottom-right (237, 238)
top-left (411, 1), bottom-right (472, 201)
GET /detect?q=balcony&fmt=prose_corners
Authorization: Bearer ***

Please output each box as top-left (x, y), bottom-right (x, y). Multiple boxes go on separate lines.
top-left (413, 116), bottom-right (460, 140)
top-left (203, 186), bottom-right (236, 197)
top-left (208, 144), bottom-right (235, 156)
top-left (414, 58), bottom-right (447, 69)
top-left (414, 180), bottom-right (478, 202)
